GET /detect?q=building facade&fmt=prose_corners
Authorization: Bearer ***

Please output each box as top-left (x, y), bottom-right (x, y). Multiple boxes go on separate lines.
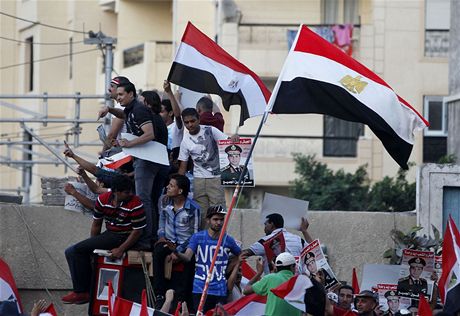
top-left (0, 0), bottom-right (450, 206)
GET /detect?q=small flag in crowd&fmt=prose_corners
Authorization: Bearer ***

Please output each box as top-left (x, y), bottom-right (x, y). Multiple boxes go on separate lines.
top-left (271, 274), bottom-right (313, 312)
top-left (268, 25), bottom-right (428, 169)
top-left (0, 258), bottom-right (23, 315)
top-left (438, 216), bottom-right (460, 314)
top-left (417, 294), bottom-right (432, 316)
top-left (352, 267), bottom-right (360, 294)
top-left (39, 303), bottom-right (57, 316)
top-left (168, 22), bottom-right (271, 126)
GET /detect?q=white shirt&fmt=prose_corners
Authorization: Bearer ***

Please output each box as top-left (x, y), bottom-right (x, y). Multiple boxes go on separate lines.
top-left (249, 228), bottom-right (306, 274)
top-left (178, 125), bottom-right (228, 178)
top-left (168, 122), bottom-right (184, 149)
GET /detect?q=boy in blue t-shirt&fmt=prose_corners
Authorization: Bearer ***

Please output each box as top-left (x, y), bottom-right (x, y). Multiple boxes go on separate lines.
top-left (177, 205), bottom-right (241, 313)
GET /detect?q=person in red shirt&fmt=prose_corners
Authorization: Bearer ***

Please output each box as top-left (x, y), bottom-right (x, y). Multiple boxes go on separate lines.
top-left (61, 175), bottom-right (146, 305)
top-left (196, 96), bottom-right (225, 132)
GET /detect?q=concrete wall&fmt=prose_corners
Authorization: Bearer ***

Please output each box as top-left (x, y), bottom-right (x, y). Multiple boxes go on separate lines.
top-left (0, 203), bottom-right (415, 314)
top-left (417, 163), bottom-right (460, 236)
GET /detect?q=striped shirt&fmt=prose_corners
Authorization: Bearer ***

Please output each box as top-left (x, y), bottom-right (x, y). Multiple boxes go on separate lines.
top-left (157, 196), bottom-right (200, 253)
top-left (93, 192), bottom-right (146, 233)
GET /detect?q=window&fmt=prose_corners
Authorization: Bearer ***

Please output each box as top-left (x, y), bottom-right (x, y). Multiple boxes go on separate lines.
top-left (323, 116), bottom-right (363, 157)
top-left (24, 36), bottom-right (34, 91)
top-left (423, 95), bottom-right (447, 162)
top-left (322, 0), bottom-right (359, 24)
top-left (123, 44), bottom-right (144, 68)
top-left (425, 0), bottom-right (450, 57)
top-left (424, 96), bottom-right (447, 136)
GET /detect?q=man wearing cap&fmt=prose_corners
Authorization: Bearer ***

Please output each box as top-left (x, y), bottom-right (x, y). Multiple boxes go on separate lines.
top-left (220, 144), bottom-right (251, 185)
top-left (177, 205), bottom-right (241, 313)
top-left (397, 257), bottom-right (428, 297)
top-left (243, 252), bottom-right (302, 316)
top-left (383, 290), bottom-right (401, 316)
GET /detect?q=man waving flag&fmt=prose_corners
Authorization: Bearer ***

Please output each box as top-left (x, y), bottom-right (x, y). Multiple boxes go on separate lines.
top-left (168, 22), bottom-right (271, 126)
top-left (268, 25), bottom-right (428, 169)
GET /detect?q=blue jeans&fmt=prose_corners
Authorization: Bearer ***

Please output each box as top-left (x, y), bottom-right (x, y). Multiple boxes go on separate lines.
top-left (133, 158), bottom-right (170, 243)
top-left (64, 231), bottom-right (127, 293)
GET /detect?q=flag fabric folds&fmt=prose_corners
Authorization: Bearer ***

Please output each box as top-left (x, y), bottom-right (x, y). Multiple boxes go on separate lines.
top-left (270, 274), bottom-right (313, 312)
top-left (268, 25), bottom-right (428, 169)
top-left (438, 216), bottom-right (460, 314)
top-left (205, 293), bottom-right (266, 316)
top-left (0, 258), bottom-right (22, 315)
top-left (168, 22), bottom-right (271, 126)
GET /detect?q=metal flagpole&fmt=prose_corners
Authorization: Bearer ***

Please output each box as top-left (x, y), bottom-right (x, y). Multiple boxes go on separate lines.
top-left (196, 110), bottom-right (269, 315)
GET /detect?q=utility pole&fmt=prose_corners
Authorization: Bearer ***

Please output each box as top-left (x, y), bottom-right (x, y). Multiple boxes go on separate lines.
top-left (84, 31), bottom-right (117, 133)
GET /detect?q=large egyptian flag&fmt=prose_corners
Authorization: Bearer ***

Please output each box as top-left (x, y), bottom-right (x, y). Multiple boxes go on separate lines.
top-left (438, 216), bottom-right (460, 314)
top-left (268, 25), bottom-right (428, 169)
top-left (168, 22), bottom-right (271, 126)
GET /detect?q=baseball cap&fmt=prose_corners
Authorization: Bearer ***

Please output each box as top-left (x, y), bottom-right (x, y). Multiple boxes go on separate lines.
top-left (206, 205), bottom-right (227, 218)
top-left (355, 290), bottom-right (379, 302)
top-left (275, 252), bottom-right (296, 267)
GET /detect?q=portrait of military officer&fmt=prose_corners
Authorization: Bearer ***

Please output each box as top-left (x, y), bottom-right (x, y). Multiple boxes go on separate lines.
top-left (383, 290), bottom-right (402, 316)
top-left (303, 251), bottom-right (335, 288)
top-left (220, 144), bottom-right (251, 184)
top-left (397, 257), bottom-right (428, 297)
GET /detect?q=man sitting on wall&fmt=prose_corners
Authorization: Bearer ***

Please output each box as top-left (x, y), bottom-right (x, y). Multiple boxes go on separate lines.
top-left (61, 175), bottom-right (146, 304)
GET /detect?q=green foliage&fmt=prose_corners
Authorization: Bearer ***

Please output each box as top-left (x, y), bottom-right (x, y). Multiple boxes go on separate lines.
top-left (290, 153), bottom-right (415, 211)
top-left (290, 153), bottom-right (369, 210)
top-left (438, 154), bottom-right (457, 164)
top-left (383, 225), bottom-right (443, 264)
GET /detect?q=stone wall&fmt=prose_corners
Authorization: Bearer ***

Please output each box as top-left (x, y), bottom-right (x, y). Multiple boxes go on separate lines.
top-left (0, 204), bottom-right (416, 315)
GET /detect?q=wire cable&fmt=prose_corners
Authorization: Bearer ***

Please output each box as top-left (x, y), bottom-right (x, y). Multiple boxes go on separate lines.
top-left (0, 35), bottom-right (84, 46)
top-left (0, 48), bottom-right (98, 70)
top-left (0, 11), bottom-right (87, 34)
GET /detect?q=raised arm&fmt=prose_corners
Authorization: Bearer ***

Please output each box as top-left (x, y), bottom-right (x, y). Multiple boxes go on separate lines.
top-left (300, 217), bottom-right (313, 243)
top-left (164, 80), bottom-right (183, 129)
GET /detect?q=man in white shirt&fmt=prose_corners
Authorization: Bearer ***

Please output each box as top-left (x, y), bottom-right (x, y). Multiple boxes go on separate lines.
top-left (178, 108), bottom-right (230, 226)
top-left (242, 213), bottom-right (313, 273)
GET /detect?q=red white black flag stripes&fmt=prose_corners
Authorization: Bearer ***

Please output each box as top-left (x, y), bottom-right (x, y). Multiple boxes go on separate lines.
top-left (438, 216), bottom-right (460, 314)
top-left (0, 258), bottom-right (23, 315)
top-left (271, 274), bottom-right (313, 312)
top-left (268, 25), bottom-right (428, 169)
top-left (168, 22), bottom-right (271, 126)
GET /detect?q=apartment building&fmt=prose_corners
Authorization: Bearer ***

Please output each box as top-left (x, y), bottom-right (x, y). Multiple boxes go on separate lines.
top-left (0, 0), bottom-right (450, 206)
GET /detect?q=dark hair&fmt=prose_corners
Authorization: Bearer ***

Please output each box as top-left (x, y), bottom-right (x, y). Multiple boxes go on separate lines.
top-left (141, 90), bottom-right (161, 114)
top-left (118, 82), bottom-right (137, 98)
top-left (181, 107), bottom-right (200, 120)
top-left (169, 174), bottom-right (190, 198)
top-left (111, 175), bottom-right (134, 193)
top-left (339, 285), bottom-right (355, 295)
top-left (277, 265), bottom-right (294, 272)
top-left (161, 99), bottom-right (173, 113)
top-left (112, 76), bottom-right (130, 86)
top-left (266, 213), bottom-right (284, 229)
top-left (196, 97), bottom-right (213, 112)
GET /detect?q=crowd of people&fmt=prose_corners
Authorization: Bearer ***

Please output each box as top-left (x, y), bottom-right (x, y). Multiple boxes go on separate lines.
top-left (57, 76), bottom-right (454, 316)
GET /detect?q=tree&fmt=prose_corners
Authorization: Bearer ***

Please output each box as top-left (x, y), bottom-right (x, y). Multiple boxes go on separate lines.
top-left (290, 153), bottom-right (415, 211)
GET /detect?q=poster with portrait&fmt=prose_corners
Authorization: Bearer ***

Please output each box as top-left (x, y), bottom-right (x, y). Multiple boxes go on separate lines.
top-left (218, 138), bottom-right (254, 186)
top-left (397, 249), bottom-right (434, 300)
top-left (300, 239), bottom-right (338, 290)
top-left (377, 284), bottom-right (411, 313)
top-left (262, 230), bottom-right (286, 265)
